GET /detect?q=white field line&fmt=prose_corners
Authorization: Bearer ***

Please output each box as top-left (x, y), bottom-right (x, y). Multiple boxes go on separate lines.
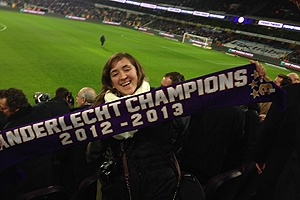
top-left (0, 23), bottom-right (7, 31)
top-left (121, 34), bottom-right (249, 66)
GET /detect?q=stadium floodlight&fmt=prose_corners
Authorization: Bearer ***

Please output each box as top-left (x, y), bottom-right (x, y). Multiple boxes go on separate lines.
top-left (182, 33), bottom-right (212, 49)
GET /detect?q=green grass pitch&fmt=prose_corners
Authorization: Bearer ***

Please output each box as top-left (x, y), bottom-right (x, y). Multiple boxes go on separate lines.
top-left (0, 9), bottom-right (293, 105)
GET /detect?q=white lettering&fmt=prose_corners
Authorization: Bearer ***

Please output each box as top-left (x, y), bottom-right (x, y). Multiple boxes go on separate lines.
top-left (183, 82), bottom-right (197, 99)
top-left (108, 101), bottom-right (121, 117)
top-left (95, 105), bottom-right (111, 121)
top-left (126, 97), bottom-right (139, 113)
top-left (82, 109), bottom-right (97, 124)
top-left (139, 93), bottom-right (154, 110)
top-left (155, 90), bottom-right (169, 106)
top-left (70, 112), bottom-right (84, 128)
top-left (6, 130), bottom-right (21, 146)
top-left (167, 85), bottom-right (185, 102)
top-left (59, 116), bottom-right (73, 131)
top-left (20, 126), bottom-right (35, 142)
top-left (204, 76), bottom-right (218, 93)
top-left (235, 69), bottom-right (247, 87)
top-left (45, 118), bottom-right (61, 135)
top-left (219, 72), bottom-right (234, 91)
top-left (33, 122), bottom-right (47, 138)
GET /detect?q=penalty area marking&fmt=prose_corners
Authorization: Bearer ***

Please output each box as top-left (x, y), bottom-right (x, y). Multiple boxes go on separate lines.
top-left (121, 34), bottom-right (244, 66)
top-left (0, 23), bottom-right (7, 31)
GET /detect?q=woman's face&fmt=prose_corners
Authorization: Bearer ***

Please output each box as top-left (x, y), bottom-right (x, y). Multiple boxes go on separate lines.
top-left (110, 57), bottom-right (138, 96)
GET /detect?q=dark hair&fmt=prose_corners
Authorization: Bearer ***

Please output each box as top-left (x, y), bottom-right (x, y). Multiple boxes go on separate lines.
top-left (164, 72), bottom-right (185, 84)
top-left (0, 88), bottom-right (29, 111)
top-left (94, 52), bottom-right (146, 105)
top-left (55, 87), bottom-right (70, 99)
top-left (277, 74), bottom-right (292, 87)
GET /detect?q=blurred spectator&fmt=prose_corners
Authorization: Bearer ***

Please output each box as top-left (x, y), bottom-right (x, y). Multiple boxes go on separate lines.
top-left (287, 72), bottom-right (300, 84)
top-left (42, 87), bottom-right (71, 117)
top-left (0, 88), bottom-right (53, 199)
top-left (0, 112), bottom-right (8, 130)
top-left (251, 83), bottom-right (300, 200)
top-left (56, 86), bottom-right (98, 197)
top-left (160, 72), bottom-right (190, 162)
top-left (259, 74), bottom-right (292, 123)
top-left (180, 105), bottom-right (245, 185)
top-left (274, 73), bottom-right (292, 87)
top-left (71, 87), bottom-right (97, 111)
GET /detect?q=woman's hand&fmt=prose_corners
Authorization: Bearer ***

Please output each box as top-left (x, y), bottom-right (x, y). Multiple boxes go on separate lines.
top-left (250, 60), bottom-right (266, 79)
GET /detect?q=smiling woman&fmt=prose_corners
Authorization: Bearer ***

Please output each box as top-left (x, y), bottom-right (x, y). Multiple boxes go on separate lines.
top-left (86, 52), bottom-right (185, 200)
top-left (0, 23), bottom-right (7, 31)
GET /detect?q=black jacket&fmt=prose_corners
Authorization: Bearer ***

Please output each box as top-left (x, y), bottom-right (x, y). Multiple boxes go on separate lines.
top-left (0, 112), bottom-right (8, 130)
top-left (87, 120), bottom-right (181, 200)
top-left (56, 103), bottom-right (97, 196)
top-left (180, 106), bottom-right (245, 185)
top-left (43, 96), bottom-right (70, 117)
top-left (1, 104), bottom-right (53, 199)
top-left (251, 83), bottom-right (300, 200)
top-left (70, 104), bottom-right (91, 112)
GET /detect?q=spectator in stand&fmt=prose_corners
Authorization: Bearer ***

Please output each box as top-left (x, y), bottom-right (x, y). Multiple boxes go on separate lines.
top-left (40, 87), bottom-right (71, 187)
top-left (43, 87), bottom-right (71, 117)
top-left (251, 83), bottom-right (300, 200)
top-left (160, 71), bottom-right (185, 87)
top-left (259, 73), bottom-right (292, 123)
top-left (71, 87), bottom-right (97, 112)
top-left (274, 73), bottom-right (292, 87)
top-left (287, 72), bottom-right (300, 84)
top-left (160, 72), bottom-right (191, 162)
top-left (240, 103), bottom-right (261, 165)
top-left (181, 61), bottom-right (266, 185)
top-left (56, 87), bottom-right (98, 197)
top-left (272, 108), bottom-right (300, 200)
top-left (0, 88), bottom-right (53, 199)
top-left (67, 92), bottom-right (75, 109)
top-left (180, 105), bottom-right (245, 185)
top-left (0, 112), bottom-right (8, 130)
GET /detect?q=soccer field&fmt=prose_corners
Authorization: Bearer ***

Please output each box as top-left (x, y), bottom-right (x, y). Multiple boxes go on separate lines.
top-left (0, 9), bottom-right (291, 105)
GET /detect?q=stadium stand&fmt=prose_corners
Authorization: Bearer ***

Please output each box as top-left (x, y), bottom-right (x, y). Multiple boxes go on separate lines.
top-left (224, 40), bottom-right (293, 59)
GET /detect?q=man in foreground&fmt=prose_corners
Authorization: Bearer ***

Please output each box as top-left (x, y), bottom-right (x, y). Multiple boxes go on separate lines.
top-left (0, 88), bottom-right (53, 199)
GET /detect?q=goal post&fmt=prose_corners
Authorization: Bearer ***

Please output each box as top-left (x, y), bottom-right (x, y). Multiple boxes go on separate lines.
top-left (182, 33), bottom-right (212, 49)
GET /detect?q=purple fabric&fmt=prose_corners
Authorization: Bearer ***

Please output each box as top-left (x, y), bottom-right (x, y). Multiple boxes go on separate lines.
top-left (0, 63), bottom-right (285, 172)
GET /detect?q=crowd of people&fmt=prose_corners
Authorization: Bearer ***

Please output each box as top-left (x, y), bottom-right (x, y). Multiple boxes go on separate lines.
top-left (0, 51), bottom-right (300, 200)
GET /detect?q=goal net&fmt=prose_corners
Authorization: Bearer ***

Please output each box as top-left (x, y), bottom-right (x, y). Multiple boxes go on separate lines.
top-left (182, 33), bottom-right (212, 49)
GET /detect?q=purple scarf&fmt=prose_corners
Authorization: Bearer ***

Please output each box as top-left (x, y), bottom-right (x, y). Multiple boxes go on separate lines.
top-left (0, 63), bottom-right (285, 171)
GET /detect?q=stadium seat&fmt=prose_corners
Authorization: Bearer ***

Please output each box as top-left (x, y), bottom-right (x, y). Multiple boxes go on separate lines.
top-left (203, 168), bottom-right (243, 200)
top-left (71, 174), bottom-right (98, 200)
top-left (18, 185), bottom-right (69, 200)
